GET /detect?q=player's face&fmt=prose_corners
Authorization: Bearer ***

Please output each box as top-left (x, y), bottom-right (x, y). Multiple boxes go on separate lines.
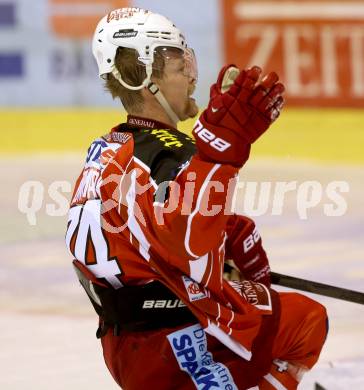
top-left (156, 54), bottom-right (199, 121)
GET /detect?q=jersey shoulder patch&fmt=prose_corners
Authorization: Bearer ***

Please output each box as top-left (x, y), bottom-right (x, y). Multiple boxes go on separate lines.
top-left (131, 127), bottom-right (196, 184)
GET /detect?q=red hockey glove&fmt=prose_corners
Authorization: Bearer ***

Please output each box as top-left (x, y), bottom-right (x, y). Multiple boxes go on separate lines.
top-left (193, 65), bottom-right (284, 167)
top-left (225, 215), bottom-right (271, 287)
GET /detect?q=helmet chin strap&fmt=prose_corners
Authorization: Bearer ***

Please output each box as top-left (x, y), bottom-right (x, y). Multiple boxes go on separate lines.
top-left (112, 63), bottom-right (180, 125)
top-left (147, 82), bottom-right (180, 126)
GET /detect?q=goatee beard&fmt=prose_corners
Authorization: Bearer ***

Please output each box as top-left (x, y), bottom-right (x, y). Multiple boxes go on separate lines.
top-left (186, 97), bottom-right (199, 118)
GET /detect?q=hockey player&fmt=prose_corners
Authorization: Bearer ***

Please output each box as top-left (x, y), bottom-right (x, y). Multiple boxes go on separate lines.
top-left (66, 7), bottom-right (328, 389)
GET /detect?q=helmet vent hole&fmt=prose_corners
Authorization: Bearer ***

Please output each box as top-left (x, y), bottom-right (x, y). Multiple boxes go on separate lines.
top-left (107, 59), bottom-right (111, 63)
top-left (98, 39), bottom-right (102, 43)
top-left (146, 31), bottom-right (172, 40)
top-left (99, 29), bottom-right (103, 33)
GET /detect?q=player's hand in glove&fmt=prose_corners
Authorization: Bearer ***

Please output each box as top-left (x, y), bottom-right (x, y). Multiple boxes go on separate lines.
top-left (225, 215), bottom-right (271, 288)
top-left (193, 65), bottom-right (285, 167)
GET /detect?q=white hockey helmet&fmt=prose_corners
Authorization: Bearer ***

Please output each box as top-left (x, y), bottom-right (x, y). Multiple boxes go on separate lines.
top-left (92, 7), bottom-right (197, 91)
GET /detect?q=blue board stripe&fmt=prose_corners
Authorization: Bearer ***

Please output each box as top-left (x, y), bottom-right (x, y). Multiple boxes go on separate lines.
top-left (0, 54), bottom-right (24, 77)
top-left (0, 4), bottom-right (15, 27)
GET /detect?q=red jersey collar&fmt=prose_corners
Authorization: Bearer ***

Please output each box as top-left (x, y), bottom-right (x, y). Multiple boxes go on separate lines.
top-left (127, 115), bottom-right (177, 131)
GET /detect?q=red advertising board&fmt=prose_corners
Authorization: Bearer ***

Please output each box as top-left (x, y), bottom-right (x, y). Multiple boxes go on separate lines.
top-left (223, 0), bottom-right (364, 107)
top-left (50, 0), bottom-right (129, 38)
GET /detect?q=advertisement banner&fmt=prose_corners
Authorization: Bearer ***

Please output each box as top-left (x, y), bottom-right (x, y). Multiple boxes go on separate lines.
top-left (50, 0), bottom-right (128, 38)
top-left (0, 0), bottom-right (220, 107)
top-left (223, 0), bottom-right (364, 107)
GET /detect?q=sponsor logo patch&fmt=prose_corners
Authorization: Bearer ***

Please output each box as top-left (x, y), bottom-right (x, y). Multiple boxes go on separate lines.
top-left (148, 128), bottom-right (184, 148)
top-left (142, 299), bottom-right (186, 309)
top-left (110, 132), bottom-right (131, 144)
top-left (167, 324), bottom-right (238, 389)
top-left (128, 117), bottom-right (156, 128)
top-left (193, 119), bottom-right (231, 152)
top-left (229, 280), bottom-right (272, 312)
top-left (182, 276), bottom-right (207, 302)
top-left (113, 29), bottom-right (138, 39)
top-left (85, 139), bottom-right (108, 166)
top-left (107, 8), bottom-right (147, 23)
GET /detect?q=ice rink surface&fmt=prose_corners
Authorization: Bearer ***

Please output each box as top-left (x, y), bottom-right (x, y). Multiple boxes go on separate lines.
top-left (1, 154), bottom-right (363, 389)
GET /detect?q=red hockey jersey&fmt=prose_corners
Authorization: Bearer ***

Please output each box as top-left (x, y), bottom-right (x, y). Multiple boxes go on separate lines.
top-left (66, 115), bottom-right (280, 363)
